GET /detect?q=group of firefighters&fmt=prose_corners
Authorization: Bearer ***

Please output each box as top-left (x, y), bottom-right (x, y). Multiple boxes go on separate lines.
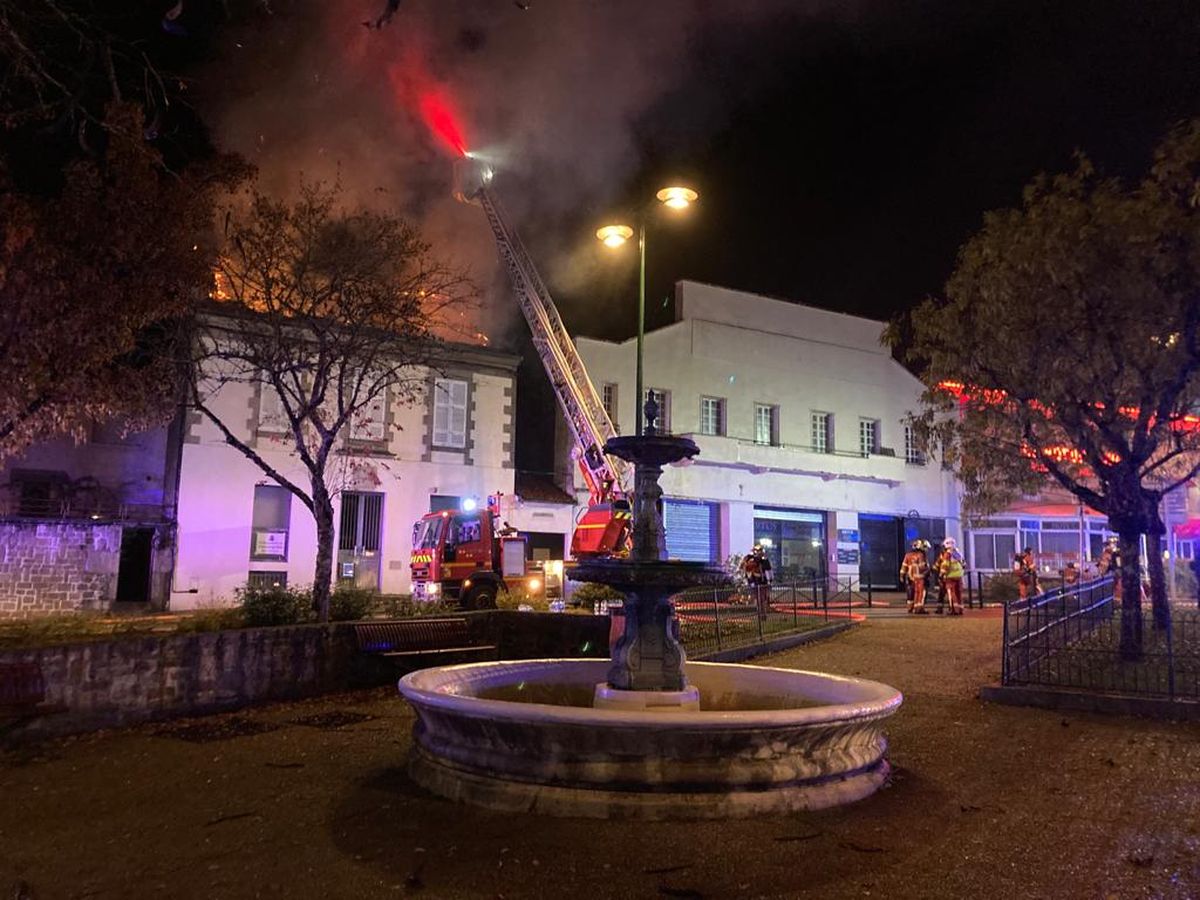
top-left (743, 535), bottom-right (1134, 614)
top-left (899, 537), bottom-right (966, 615)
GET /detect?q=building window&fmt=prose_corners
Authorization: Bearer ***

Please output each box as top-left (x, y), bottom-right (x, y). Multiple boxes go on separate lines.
top-left (811, 412), bottom-right (831, 453)
top-left (646, 388), bottom-right (671, 433)
top-left (754, 403), bottom-right (779, 446)
top-left (250, 484), bottom-right (291, 560)
top-left (601, 383), bottom-right (619, 429)
top-left (904, 424), bottom-right (925, 465)
top-left (256, 377), bottom-right (289, 434)
top-left (247, 570), bottom-right (288, 589)
top-left (700, 396), bottom-right (726, 436)
top-left (859, 418), bottom-right (878, 457)
top-left (350, 387), bottom-right (388, 444)
top-left (432, 378), bottom-right (469, 449)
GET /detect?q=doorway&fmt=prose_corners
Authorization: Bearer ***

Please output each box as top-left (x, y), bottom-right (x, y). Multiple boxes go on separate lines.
top-left (116, 527), bottom-right (155, 603)
top-left (338, 492), bottom-right (384, 590)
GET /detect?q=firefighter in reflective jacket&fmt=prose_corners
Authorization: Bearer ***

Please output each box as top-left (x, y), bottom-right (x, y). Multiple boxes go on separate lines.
top-left (1014, 547), bottom-right (1040, 600)
top-left (937, 537), bottom-right (965, 615)
top-left (900, 540), bottom-right (930, 614)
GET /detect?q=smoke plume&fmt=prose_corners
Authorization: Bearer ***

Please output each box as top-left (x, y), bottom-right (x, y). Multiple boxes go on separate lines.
top-left (202, 0), bottom-right (837, 344)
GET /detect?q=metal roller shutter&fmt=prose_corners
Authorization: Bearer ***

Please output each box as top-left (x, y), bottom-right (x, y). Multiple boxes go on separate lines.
top-left (663, 499), bottom-right (718, 563)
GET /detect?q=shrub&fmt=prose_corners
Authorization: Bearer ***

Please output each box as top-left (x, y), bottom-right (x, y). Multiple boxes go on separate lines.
top-left (569, 581), bottom-right (626, 610)
top-left (983, 572), bottom-right (1020, 604)
top-left (377, 594), bottom-right (456, 618)
top-left (237, 584), bottom-right (313, 627)
top-left (176, 607), bottom-right (246, 633)
top-left (329, 585), bottom-right (376, 622)
top-left (496, 585), bottom-right (550, 612)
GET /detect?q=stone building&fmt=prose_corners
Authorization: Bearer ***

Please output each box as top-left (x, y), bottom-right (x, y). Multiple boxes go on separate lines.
top-left (0, 422), bottom-right (180, 616)
top-left (1, 336), bottom-right (574, 614)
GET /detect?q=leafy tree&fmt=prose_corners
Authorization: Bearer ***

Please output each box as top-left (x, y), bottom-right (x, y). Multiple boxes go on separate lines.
top-left (892, 120), bottom-right (1200, 659)
top-left (0, 103), bottom-right (240, 461)
top-left (189, 182), bottom-right (472, 621)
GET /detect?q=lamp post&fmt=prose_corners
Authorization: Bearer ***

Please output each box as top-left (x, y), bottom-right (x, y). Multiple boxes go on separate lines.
top-left (597, 185), bottom-right (699, 436)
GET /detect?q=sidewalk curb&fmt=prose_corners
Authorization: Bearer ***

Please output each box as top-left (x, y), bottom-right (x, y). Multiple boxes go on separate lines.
top-left (979, 683), bottom-right (1200, 721)
top-left (694, 620), bottom-right (857, 663)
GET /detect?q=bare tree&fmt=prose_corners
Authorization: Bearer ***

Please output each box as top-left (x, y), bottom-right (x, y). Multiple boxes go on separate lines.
top-left (190, 181), bottom-right (473, 620)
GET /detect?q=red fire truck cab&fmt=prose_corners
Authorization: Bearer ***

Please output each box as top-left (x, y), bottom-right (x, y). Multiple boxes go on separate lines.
top-left (409, 495), bottom-right (548, 609)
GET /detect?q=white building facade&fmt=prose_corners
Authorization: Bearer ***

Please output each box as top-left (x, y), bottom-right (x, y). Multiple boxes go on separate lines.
top-left (575, 281), bottom-right (961, 588)
top-left (171, 341), bottom-right (571, 606)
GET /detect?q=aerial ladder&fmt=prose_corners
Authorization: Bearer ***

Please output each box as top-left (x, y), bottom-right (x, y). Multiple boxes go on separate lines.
top-left (454, 159), bottom-right (632, 557)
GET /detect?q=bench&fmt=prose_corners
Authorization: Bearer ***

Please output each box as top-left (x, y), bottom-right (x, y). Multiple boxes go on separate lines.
top-left (0, 663), bottom-right (56, 719)
top-left (354, 618), bottom-right (497, 659)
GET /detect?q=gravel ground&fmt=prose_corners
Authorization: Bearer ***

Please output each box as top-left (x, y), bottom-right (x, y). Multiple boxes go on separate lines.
top-left (2, 612), bottom-right (1198, 900)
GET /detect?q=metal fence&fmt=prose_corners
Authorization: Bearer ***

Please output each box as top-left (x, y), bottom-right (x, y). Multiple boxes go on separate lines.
top-left (638, 578), bottom-right (859, 658)
top-left (1000, 575), bottom-right (1200, 701)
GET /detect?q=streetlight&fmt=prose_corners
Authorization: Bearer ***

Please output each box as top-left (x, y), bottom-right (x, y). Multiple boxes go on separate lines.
top-left (596, 184), bottom-right (699, 436)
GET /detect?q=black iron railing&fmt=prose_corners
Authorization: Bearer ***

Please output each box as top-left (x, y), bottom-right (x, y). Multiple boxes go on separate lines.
top-left (594, 578), bottom-right (863, 659)
top-left (1000, 576), bottom-right (1200, 701)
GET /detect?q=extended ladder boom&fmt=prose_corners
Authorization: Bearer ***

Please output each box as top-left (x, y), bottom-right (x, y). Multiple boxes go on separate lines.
top-left (458, 164), bottom-right (630, 502)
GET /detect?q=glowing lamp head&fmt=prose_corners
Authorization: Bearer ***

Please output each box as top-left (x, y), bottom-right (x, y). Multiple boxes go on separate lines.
top-left (656, 185), bottom-right (699, 209)
top-left (596, 224), bottom-right (633, 248)
top-left (461, 497), bottom-right (478, 512)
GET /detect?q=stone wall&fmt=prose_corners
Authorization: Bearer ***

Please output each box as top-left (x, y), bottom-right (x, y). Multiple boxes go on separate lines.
top-left (0, 521), bottom-right (123, 617)
top-left (1, 611), bottom-right (612, 743)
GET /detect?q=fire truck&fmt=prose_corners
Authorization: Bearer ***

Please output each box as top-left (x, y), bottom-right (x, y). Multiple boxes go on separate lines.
top-left (410, 495), bottom-right (555, 609)
top-left (409, 158), bottom-right (632, 608)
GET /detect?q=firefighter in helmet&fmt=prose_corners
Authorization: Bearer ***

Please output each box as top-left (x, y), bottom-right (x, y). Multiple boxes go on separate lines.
top-left (1014, 546), bottom-right (1040, 600)
top-left (937, 537), bottom-right (966, 615)
top-left (740, 543), bottom-right (772, 612)
top-left (900, 539), bottom-right (931, 614)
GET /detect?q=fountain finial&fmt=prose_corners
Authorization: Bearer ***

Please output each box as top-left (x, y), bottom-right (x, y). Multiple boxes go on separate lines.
top-left (644, 390), bottom-right (660, 436)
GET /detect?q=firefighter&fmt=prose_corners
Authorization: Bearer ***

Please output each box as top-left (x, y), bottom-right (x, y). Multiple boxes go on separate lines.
top-left (900, 540), bottom-right (930, 614)
top-left (740, 544), bottom-right (772, 610)
top-left (1014, 547), bottom-right (1040, 600)
top-left (1098, 536), bottom-right (1122, 600)
top-left (1063, 561), bottom-right (1080, 587)
top-left (937, 537), bottom-right (966, 615)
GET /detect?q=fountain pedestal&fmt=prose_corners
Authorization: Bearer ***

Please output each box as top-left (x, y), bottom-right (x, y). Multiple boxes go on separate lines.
top-left (569, 394), bottom-right (725, 697)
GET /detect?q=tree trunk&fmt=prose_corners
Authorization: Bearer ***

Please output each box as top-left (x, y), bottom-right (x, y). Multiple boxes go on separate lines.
top-left (312, 481), bottom-right (335, 623)
top-left (1117, 530), bottom-right (1144, 661)
top-left (1145, 530), bottom-right (1171, 631)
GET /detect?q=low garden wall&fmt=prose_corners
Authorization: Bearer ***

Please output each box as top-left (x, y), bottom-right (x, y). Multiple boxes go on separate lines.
top-left (1, 611), bottom-right (611, 744)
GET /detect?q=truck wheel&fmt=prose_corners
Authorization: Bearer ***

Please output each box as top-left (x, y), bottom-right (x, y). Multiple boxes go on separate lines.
top-left (463, 585), bottom-right (497, 610)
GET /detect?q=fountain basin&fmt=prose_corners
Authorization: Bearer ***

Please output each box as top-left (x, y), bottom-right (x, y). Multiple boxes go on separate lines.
top-left (398, 658), bottom-right (902, 820)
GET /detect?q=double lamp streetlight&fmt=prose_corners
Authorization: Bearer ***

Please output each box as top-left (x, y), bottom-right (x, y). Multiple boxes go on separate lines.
top-left (595, 185), bottom-right (699, 436)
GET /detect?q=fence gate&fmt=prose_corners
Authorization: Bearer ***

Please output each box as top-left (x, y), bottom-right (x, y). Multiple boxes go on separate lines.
top-left (338, 491), bottom-right (383, 590)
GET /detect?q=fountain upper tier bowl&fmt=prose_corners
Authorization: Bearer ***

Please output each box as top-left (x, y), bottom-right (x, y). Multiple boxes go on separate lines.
top-left (398, 658), bottom-right (902, 820)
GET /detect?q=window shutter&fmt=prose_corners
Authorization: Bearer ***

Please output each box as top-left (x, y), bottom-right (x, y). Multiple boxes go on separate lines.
top-left (433, 378), bottom-right (469, 449)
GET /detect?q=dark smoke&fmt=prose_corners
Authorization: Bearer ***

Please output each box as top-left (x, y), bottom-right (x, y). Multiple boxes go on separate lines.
top-left (201, 0), bottom-right (841, 344)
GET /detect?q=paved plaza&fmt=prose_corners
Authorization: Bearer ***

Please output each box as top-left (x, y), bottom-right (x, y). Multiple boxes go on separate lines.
top-left (3, 613), bottom-right (1198, 899)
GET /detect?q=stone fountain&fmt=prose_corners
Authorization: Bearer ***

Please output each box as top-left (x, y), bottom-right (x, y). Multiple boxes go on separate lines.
top-left (398, 394), bottom-right (902, 819)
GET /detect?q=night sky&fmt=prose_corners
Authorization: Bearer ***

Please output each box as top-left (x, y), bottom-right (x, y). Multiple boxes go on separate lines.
top-left (511, 0), bottom-right (1200, 473)
top-left (556, 0), bottom-right (1200, 334)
